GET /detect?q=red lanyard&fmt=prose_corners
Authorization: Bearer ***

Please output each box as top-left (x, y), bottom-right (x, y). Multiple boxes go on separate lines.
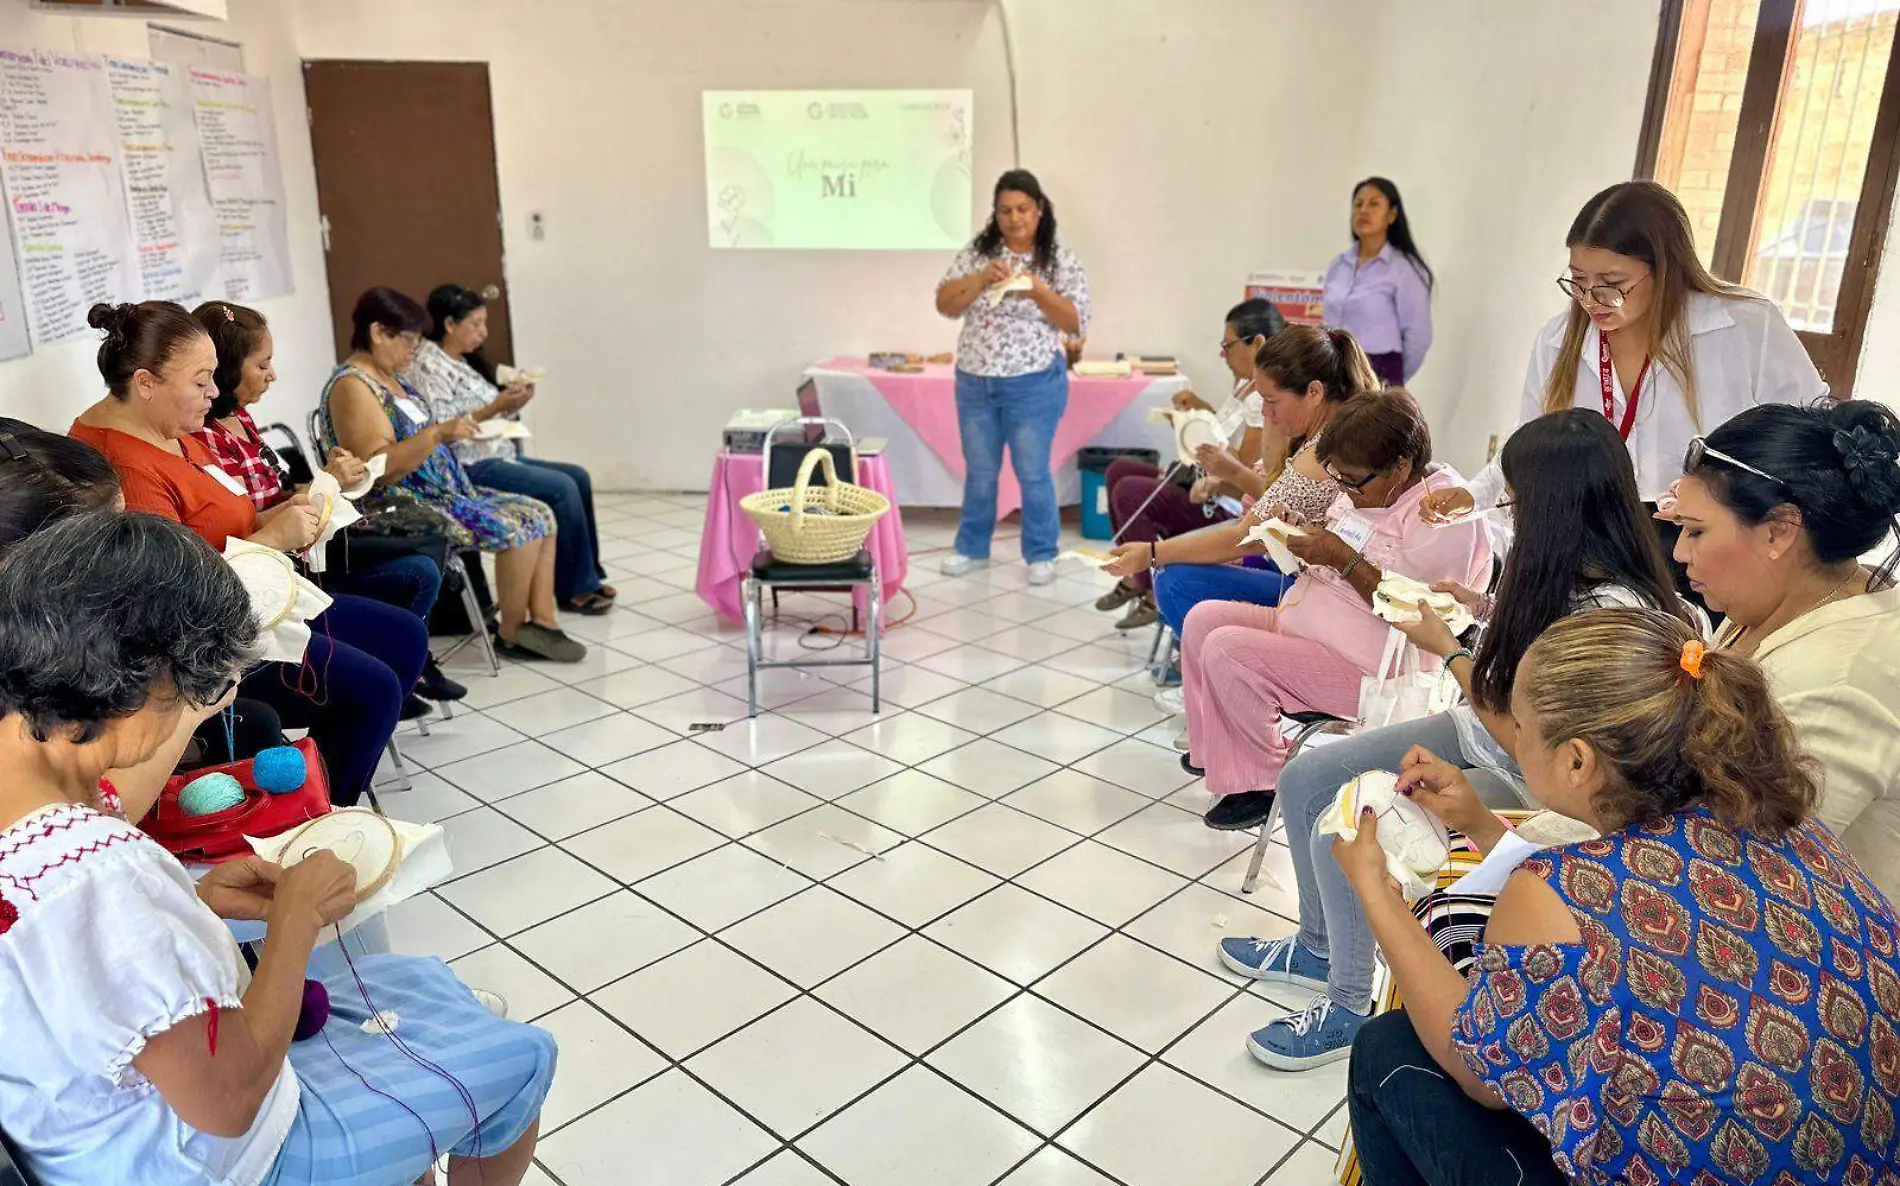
top-left (1597, 334), bottom-right (1649, 442)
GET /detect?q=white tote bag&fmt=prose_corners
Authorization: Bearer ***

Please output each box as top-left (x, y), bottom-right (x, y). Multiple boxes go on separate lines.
top-left (1356, 627), bottom-right (1459, 730)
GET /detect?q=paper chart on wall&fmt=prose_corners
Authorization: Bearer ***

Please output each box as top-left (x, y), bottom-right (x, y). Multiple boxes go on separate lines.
top-left (0, 205), bottom-right (25, 362)
top-left (105, 56), bottom-right (222, 304)
top-left (188, 69), bottom-right (291, 300)
top-left (0, 48), bottom-right (135, 345)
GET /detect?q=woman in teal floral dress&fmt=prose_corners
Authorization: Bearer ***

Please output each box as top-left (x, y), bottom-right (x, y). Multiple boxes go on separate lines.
top-left (320, 287), bottom-right (586, 663)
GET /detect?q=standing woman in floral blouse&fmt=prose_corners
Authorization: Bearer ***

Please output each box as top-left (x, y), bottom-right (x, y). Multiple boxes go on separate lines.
top-left (934, 169), bottom-right (1090, 586)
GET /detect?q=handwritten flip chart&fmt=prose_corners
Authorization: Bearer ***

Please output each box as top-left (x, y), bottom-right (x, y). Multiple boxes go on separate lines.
top-left (106, 56), bottom-right (222, 304)
top-left (189, 69), bottom-right (290, 300)
top-left (0, 48), bottom-right (134, 345)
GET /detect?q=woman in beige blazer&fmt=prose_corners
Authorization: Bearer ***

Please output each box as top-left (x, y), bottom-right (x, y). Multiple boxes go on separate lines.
top-left (1666, 399), bottom-right (1900, 899)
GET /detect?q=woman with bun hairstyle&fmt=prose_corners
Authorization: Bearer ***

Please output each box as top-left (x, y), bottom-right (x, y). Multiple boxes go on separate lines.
top-left (1343, 607), bottom-right (1899, 1185)
top-left (1424, 182), bottom-right (1823, 541)
top-left (1664, 399), bottom-right (1900, 897)
top-left (69, 301), bottom-right (428, 808)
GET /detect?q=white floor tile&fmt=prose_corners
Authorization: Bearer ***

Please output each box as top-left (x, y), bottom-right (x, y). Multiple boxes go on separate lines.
top-left (431, 739), bottom-right (591, 803)
top-left (760, 739), bottom-right (906, 799)
top-left (924, 884), bottom-right (1110, 986)
top-left (590, 939), bottom-right (798, 1059)
top-left (531, 1000), bottom-right (668, 1132)
top-left (990, 713), bottom-right (1124, 766)
top-left (561, 804), bottom-right (727, 884)
top-left (740, 802), bottom-right (905, 880)
top-left (437, 846), bottom-right (617, 937)
top-left (448, 942), bottom-right (577, 1022)
top-left (828, 840), bottom-right (1001, 928)
top-left (482, 686), bottom-right (619, 735)
top-left (571, 664), bottom-right (704, 709)
top-left (928, 994), bottom-right (1145, 1136)
top-left (799, 1066), bottom-right (1041, 1186)
top-left (917, 737), bottom-right (1063, 798)
top-left (378, 891), bottom-right (491, 961)
top-left (377, 770), bottom-right (480, 825)
top-left (1002, 770), bottom-right (1152, 834)
top-left (921, 802), bottom-right (1081, 878)
top-left (537, 1068), bottom-right (777, 1185)
top-left (599, 739), bottom-right (751, 801)
top-left (635, 842), bottom-right (812, 931)
top-left (439, 806), bottom-right (545, 875)
top-left (1035, 935), bottom-right (1235, 1054)
top-left (399, 712), bottom-right (528, 768)
top-left (540, 712), bottom-right (678, 766)
top-left (510, 889), bottom-right (701, 993)
top-left (846, 662), bottom-right (969, 708)
top-left (833, 769), bottom-right (989, 837)
top-left (981, 664), bottom-right (1102, 708)
top-left (768, 683), bottom-right (883, 734)
top-left (1016, 841), bottom-right (1188, 927)
top-left (1095, 801), bottom-right (1254, 878)
top-left (688, 997), bottom-right (909, 1139)
top-left (630, 685), bottom-right (753, 734)
top-left (719, 885), bottom-right (906, 987)
top-left (535, 639), bottom-right (649, 683)
top-left (1163, 994), bottom-right (1348, 1132)
top-left (1124, 882), bottom-right (1297, 981)
top-left (455, 664), bottom-right (565, 711)
top-left (816, 935), bottom-right (1015, 1054)
top-left (691, 713), bottom-right (830, 767)
top-left (910, 644), bottom-right (1030, 683)
top-left (730, 1151), bottom-right (842, 1186)
top-left (913, 685), bottom-right (1045, 735)
top-left (1070, 736), bottom-right (1199, 798)
top-left (1263, 1141), bottom-right (1344, 1183)
top-left (1057, 1063), bottom-right (1299, 1186)
top-left (667, 769), bottom-right (824, 838)
top-left (874, 624), bottom-right (966, 663)
top-left (613, 624), bottom-right (724, 663)
top-left (981, 623), bottom-right (1095, 663)
top-left (994, 1147), bottom-right (1119, 1186)
top-left (1052, 685), bottom-right (1169, 734)
top-left (493, 770), bottom-right (650, 839)
top-left (840, 712), bottom-right (978, 766)
top-left (1041, 643), bottom-right (1146, 684)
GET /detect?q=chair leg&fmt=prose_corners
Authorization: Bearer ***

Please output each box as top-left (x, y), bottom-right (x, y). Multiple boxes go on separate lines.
top-left (383, 739), bottom-right (413, 793)
top-left (415, 714), bottom-right (431, 737)
top-left (1241, 795), bottom-right (1283, 895)
top-left (449, 555), bottom-right (500, 677)
top-left (868, 571), bottom-right (882, 715)
top-left (743, 577), bottom-right (762, 719)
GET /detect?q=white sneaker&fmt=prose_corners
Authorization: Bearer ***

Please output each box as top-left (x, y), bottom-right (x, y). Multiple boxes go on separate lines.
top-left (1155, 686), bottom-right (1185, 714)
top-left (1026, 561), bottom-right (1057, 586)
top-left (472, 988), bottom-right (509, 1019)
top-left (941, 553), bottom-right (988, 577)
top-left (1172, 728), bottom-right (1190, 752)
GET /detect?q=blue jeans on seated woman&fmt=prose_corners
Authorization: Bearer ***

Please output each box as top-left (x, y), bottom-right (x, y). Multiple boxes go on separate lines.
top-left (953, 355), bottom-right (1069, 564)
top-left (468, 456), bottom-right (607, 601)
top-left (238, 593), bottom-right (428, 808)
top-left (1153, 560), bottom-right (1296, 638)
top-left (328, 553), bottom-right (442, 620)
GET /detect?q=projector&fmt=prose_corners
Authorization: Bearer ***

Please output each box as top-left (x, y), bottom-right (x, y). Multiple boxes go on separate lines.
top-left (723, 409), bottom-right (799, 453)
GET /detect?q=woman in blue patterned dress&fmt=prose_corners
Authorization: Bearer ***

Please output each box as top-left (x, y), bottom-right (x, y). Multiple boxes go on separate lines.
top-left (1341, 607), bottom-right (1899, 1185)
top-left (320, 287), bottom-right (586, 663)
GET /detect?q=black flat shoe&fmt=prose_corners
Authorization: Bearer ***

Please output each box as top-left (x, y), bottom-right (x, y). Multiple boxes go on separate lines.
top-left (1181, 751), bottom-right (1204, 778)
top-left (1204, 790), bottom-right (1277, 831)
top-left (417, 658), bottom-right (468, 702)
top-left (400, 693), bottom-right (436, 722)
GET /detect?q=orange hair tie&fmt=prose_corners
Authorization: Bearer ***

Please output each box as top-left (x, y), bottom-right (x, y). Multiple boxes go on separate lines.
top-left (1680, 640), bottom-right (1706, 680)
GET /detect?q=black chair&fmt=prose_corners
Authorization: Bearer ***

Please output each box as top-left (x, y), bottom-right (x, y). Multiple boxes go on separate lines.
top-left (743, 418), bottom-right (882, 718)
top-left (0, 1125), bottom-right (38, 1186)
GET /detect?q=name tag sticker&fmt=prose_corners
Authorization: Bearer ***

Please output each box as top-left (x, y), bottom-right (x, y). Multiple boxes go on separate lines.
top-left (1333, 511), bottom-right (1375, 552)
top-left (393, 397), bottom-right (429, 426)
top-left (203, 465), bottom-right (247, 496)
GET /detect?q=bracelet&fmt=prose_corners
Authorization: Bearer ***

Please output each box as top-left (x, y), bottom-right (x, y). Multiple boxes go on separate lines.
top-left (1446, 647), bottom-right (1476, 667)
top-left (1148, 544), bottom-right (1165, 574)
top-left (1339, 551), bottom-right (1361, 580)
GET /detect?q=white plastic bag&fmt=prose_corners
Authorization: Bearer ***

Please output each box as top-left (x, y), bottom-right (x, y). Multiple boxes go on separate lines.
top-left (1357, 627), bottom-right (1458, 731)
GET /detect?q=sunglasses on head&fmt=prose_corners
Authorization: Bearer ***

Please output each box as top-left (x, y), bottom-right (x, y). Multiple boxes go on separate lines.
top-left (1683, 437), bottom-right (1784, 487)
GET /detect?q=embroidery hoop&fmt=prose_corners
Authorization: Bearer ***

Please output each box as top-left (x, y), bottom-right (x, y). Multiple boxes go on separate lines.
top-left (228, 546), bottom-right (301, 630)
top-left (1173, 409), bottom-right (1222, 467)
top-left (273, 807), bottom-right (404, 899)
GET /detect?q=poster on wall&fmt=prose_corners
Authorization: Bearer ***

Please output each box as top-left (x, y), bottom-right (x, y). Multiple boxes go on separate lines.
top-left (0, 48), bottom-right (135, 345)
top-left (188, 68), bottom-right (291, 300)
top-left (106, 56), bottom-right (222, 304)
top-left (0, 221), bottom-right (27, 362)
top-left (1244, 270), bottom-right (1327, 328)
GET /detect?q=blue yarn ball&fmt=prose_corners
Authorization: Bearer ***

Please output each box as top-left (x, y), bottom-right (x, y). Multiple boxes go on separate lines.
top-left (178, 771), bottom-right (246, 816)
top-left (252, 746), bottom-right (308, 795)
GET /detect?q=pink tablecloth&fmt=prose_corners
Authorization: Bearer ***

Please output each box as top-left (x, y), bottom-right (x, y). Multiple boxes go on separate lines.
top-left (817, 357), bottom-right (1155, 519)
top-left (695, 448), bottom-right (909, 623)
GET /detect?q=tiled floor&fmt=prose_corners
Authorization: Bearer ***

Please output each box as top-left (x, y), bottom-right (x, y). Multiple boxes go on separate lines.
top-left (378, 493), bottom-right (1344, 1186)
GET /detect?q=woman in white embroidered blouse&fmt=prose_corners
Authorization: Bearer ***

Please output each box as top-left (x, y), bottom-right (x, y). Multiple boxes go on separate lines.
top-left (1666, 399), bottom-right (1900, 901)
top-left (405, 284), bottom-right (616, 614)
top-left (934, 169), bottom-right (1090, 586)
top-left (0, 513), bottom-right (555, 1186)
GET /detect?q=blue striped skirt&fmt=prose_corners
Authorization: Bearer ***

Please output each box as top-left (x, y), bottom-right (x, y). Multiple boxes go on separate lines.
top-left (263, 950), bottom-right (558, 1185)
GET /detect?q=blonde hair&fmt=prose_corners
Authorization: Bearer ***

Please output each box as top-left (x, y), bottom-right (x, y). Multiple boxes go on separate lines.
top-left (1544, 182), bottom-right (1754, 428)
top-left (1518, 608), bottom-right (1817, 836)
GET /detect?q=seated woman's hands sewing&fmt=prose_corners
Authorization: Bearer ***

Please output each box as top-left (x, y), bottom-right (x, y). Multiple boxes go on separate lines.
top-left (319, 448), bottom-right (368, 489)
top-left (192, 851), bottom-right (358, 925)
top-left (1392, 744), bottom-right (1506, 853)
top-left (249, 492), bottom-right (322, 552)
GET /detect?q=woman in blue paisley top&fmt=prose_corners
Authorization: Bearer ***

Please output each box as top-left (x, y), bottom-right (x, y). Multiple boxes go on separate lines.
top-left (1339, 607), bottom-right (1898, 1185)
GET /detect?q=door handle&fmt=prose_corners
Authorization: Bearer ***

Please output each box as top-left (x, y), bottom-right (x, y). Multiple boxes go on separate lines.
top-left (481, 284), bottom-right (501, 300)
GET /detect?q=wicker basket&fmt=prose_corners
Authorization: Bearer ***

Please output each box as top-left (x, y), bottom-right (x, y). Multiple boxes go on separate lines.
top-left (740, 447), bottom-right (890, 565)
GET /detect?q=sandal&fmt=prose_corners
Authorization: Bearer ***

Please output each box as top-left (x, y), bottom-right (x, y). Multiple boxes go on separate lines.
top-left (565, 591), bottom-right (615, 616)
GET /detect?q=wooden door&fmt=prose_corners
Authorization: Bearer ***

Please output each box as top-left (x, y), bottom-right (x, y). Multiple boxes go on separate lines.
top-left (302, 61), bottom-right (512, 364)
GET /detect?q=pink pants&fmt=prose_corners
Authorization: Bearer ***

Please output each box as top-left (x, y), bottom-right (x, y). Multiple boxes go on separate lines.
top-left (1181, 600), bottom-right (1367, 797)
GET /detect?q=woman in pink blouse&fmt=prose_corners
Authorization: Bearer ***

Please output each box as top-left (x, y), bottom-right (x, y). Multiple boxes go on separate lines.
top-left (1179, 387), bottom-right (1490, 829)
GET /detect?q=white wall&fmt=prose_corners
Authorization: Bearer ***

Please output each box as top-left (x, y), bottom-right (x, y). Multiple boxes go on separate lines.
top-left (0, 0), bottom-right (335, 441)
top-left (1, 0), bottom-right (1896, 487)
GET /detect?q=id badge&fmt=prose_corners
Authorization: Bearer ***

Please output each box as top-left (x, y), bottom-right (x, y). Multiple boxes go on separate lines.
top-left (393, 396), bottom-right (429, 426)
top-left (1333, 511), bottom-right (1375, 552)
top-left (203, 465), bottom-right (247, 496)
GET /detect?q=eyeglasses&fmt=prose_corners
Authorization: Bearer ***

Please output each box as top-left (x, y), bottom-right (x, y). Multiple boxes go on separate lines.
top-left (1219, 338), bottom-right (1243, 353)
top-left (1324, 464), bottom-right (1380, 491)
top-left (1683, 437), bottom-right (1785, 486)
top-left (1556, 272), bottom-right (1650, 309)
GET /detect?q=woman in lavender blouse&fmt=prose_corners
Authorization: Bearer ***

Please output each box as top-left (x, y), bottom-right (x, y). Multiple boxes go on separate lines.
top-left (1322, 177), bottom-right (1434, 386)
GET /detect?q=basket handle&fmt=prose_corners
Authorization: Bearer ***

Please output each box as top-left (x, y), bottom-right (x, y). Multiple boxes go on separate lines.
top-left (788, 447), bottom-right (842, 535)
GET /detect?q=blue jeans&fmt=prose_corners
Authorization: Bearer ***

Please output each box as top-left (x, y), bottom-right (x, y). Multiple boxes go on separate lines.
top-left (1278, 712), bottom-right (1524, 1012)
top-left (330, 554), bottom-right (442, 620)
top-left (468, 456), bottom-right (606, 600)
top-left (1153, 561), bottom-right (1296, 637)
top-left (953, 356), bottom-right (1068, 563)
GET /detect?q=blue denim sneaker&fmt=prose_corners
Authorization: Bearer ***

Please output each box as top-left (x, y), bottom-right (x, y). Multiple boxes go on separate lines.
top-left (1247, 994), bottom-right (1370, 1070)
top-left (1217, 935), bottom-right (1330, 991)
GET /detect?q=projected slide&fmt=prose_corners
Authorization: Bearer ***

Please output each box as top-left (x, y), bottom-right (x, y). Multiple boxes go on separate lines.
top-left (703, 90), bottom-right (972, 250)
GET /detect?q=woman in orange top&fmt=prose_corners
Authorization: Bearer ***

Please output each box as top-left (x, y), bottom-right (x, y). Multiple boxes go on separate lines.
top-left (68, 301), bottom-right (428, 808)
